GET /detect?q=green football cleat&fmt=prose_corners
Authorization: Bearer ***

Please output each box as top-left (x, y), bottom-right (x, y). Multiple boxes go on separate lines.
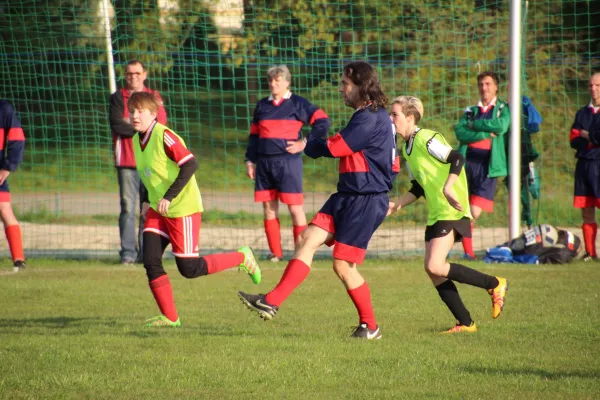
top-left (238, 246), bottom-right (262, 285)
top-left (144, 315), bottom-right (181, 327)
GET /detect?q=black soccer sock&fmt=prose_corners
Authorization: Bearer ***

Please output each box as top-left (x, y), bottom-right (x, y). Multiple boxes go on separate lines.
top-left (435, 280), bottom-right (472, 326)
top-left (448, 263), bottom-right (499, 290)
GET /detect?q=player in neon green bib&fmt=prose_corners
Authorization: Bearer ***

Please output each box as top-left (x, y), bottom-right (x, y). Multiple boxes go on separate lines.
top-left (388, 96), bottom-right (508, 334)
top-left (132, 116), bottom-right (202, 218)
top-left (128, 92), bottom-right (262, 328)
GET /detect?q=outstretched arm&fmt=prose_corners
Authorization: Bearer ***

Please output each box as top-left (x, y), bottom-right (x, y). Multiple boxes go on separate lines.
top-left (388, 180), bottom-right (422, 216)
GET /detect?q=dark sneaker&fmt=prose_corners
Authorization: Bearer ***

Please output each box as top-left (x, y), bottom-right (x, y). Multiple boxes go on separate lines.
top-left (13, 260), bottom-right (28, 272)
top-left (238, 291), bottom-right (278, 320)
top-left (351, 323), bottom-right (382, 340)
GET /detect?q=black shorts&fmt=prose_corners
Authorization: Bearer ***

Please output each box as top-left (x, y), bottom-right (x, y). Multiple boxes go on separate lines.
top-left (424, 217), bottom-right (471, 243)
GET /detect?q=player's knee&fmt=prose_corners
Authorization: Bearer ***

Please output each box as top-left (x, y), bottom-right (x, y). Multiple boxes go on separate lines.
top-left (424, 261), bottom-right (444, 277)
top-left (332, 263), bottom-right (348, 281)
top-left (0, 208), bottom-right (16, 225)
top-left (288, 204), bottom-right (305, 217)
top-left (296, 231), bottom-right (319, 252)
top-left (581, 208), bottom-right (596, 223)
top-left (175, 257), bottom-right (208, 279)
top-left (144, 263), bottom-right (166, 282)
top-left (143, 251), bottom-right (164, 280)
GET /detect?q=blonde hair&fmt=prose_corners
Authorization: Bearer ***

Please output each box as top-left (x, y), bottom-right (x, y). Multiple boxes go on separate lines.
top-left (392, 96), bottom-right (424, 124)
top-left (267, 65), bottom-right (291, 83)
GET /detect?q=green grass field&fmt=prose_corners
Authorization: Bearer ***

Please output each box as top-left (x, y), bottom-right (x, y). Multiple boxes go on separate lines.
top-left (1, 259), bottom-right (598, 399)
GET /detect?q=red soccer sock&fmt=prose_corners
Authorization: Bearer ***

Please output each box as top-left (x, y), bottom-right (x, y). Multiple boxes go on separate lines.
top-left (582, 222), bottom-right (598, 257)
top-left (205, 252), bottom-right (244, 274)
top-left (265, 258), bottom-right (310, 306)
top-left (462, 222), bottom-right (475, 258)
top-left (347, 282), bottom-right (377, 330)
top-left (5, 224), bottom-right (24, 262)
top-left (264, 218), bottom-right (283, 258)
top-left (292, 225), bottom-right (307, 245)
top-left (149, 275), bottom-right (178, 322)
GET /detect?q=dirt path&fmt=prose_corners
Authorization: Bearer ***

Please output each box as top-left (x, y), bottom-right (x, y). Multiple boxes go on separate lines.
top-left (6, 192), bottom-right (594, 258)
top-left (12, 192), bottom-right (332, 215)
top-left (0, 220), bottom-right (512, 256)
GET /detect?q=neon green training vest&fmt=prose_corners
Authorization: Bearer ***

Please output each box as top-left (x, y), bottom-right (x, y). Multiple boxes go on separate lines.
top-left (133, 122), bottom-right (203, 218)
top-left (402, 128), bottom-right (472, 225)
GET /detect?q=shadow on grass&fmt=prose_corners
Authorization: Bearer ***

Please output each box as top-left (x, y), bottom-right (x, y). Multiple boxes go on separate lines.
top-left (0, 316), bottom-right (104, 329)
top-left (460, 366), bottom-right (600, 380)
top-left (128, 330), bottom-right (161, 338)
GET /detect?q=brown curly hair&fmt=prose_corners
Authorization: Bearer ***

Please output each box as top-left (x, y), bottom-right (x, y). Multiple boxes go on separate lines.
top-left (343, 61), bottom-right (388, 111)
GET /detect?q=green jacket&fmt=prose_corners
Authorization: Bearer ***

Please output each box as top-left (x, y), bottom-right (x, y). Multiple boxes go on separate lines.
top-left (454, 100), bottom-right (510, 178)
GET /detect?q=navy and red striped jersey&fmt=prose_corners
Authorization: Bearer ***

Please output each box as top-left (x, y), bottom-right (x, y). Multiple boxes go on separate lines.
top-left (0, 100), bottom-right (26, 172)
top-left (467, 99), bottom-right (499, 152)
top-left (109, 87), bottom-right (167, 168)
top-left (570, 103), bottom-right (600, 160)
top-left (245, 92), bottom-right (330, 163)
top-left (305, 105), bottom-right (395, 194)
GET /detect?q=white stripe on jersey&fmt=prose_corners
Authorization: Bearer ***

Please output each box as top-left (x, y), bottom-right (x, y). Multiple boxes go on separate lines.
top-left (177, 153), bottom-right (194, 167)
top-left (426, 135), bottom-right (452, 163)
top-left (164, 132), bottom-right (176, 147)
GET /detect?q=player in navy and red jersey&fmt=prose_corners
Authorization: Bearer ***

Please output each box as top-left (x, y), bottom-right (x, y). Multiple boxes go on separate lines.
top-left (239, 61), bottom-right (395, 340)
top-left (569, 71), bottom-right (600, 260)
top-left (0, 100), bottom-right (27, 270)
top-left (109, 60), bottom-right (167, 265)
top-left (454, 71), bottom-right (510, 259)
top-left (245, 65), bottom-right (331, 262)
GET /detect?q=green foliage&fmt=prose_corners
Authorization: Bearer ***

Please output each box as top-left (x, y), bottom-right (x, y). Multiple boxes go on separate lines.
top-left (111, 0), bottom-right (205, 74)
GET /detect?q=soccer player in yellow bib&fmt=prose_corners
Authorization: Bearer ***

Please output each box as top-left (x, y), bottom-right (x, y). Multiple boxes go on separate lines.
top-left (388, 96), bottom-right (508, 333)
top-left (128, 92), bottom-right (262, 327)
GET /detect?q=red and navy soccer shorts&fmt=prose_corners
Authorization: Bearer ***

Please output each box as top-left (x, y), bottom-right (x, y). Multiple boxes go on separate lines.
top-left (573, 159), bottom-right (600, 208)
top-left (254, 155), bottom-right (303, 205)
top-left (310, 192), bottom-right (388, 264)
top-left (465, 151), bottom-right (497, 212)
top-left (143, 208), bottom-right (201, 258)
top-left (0, 180), bottom-right (11, 202)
